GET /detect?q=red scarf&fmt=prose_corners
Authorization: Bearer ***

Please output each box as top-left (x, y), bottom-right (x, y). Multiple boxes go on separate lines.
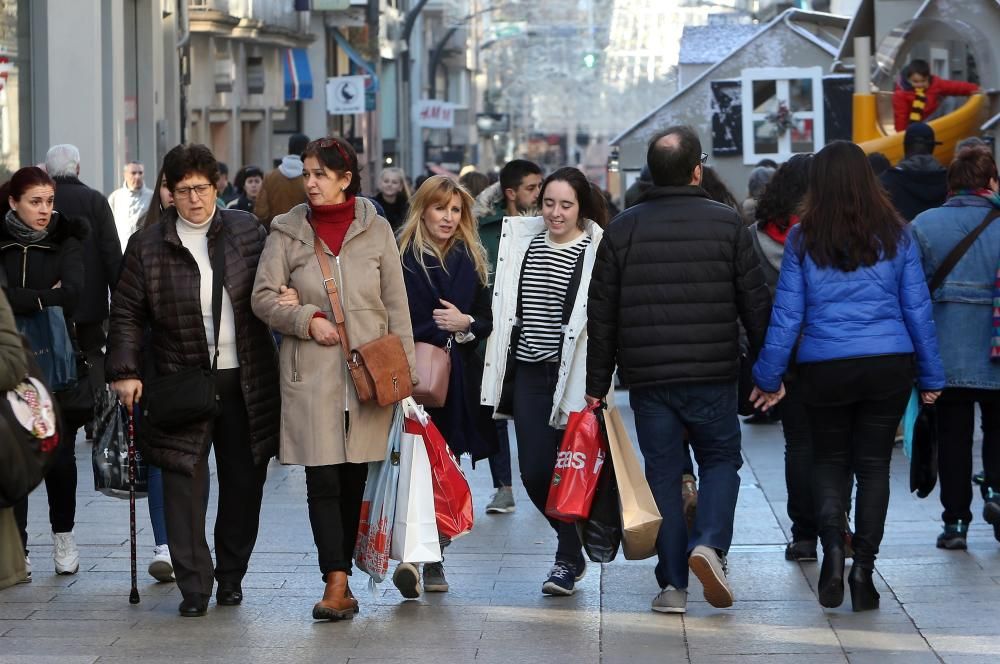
top-left (762, 214), bottom-right (800, 245)
top-left (311, 197), bottom-right (356, 255)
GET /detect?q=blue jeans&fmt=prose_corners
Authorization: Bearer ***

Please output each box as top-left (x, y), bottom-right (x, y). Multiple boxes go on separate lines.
top-left (147, 465), bottom-right (168, 546)
top-left (630, 381), bottom-right (742, 590)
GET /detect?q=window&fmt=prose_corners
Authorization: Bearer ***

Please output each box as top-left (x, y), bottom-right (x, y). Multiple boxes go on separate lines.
top-left (246, 56), bottom-right (265, 95)
top-left (740, 67), bottom-right (824, 165)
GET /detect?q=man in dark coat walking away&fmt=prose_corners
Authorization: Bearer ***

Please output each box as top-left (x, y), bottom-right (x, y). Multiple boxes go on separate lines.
top-left (586, 126), bottom-right (771, 615)
top-left (880, 122), bottom-right (948, 222)
top-left (45, 144), bottom-right (122, 429)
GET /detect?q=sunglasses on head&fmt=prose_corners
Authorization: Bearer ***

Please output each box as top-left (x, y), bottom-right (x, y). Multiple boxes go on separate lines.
top-left (311, 138), bottom-right (353, 169)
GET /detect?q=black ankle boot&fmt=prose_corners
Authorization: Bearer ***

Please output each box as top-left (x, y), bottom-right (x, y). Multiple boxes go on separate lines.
top-left (848, 564), bottom-right (879, 612)
top-left (818, 545), bottom-right (845, 608)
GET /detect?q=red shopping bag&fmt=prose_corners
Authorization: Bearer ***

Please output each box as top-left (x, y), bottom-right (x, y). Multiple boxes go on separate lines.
top-left (403, 400), bottom-right (474, 540)
top-left (545, 403), bottom-right (606, 523)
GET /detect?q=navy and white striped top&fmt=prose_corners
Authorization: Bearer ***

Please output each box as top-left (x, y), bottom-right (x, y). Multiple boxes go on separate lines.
top-left (515, 231), bottom-right (591, 363)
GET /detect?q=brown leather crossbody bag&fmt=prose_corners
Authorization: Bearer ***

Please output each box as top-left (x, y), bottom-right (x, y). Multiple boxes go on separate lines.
top-left (311, 229), bottom-right (413, 407)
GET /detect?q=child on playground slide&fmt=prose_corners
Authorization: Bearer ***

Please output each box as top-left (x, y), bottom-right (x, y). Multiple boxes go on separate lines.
top-left (893, 58), bottom-right (980, 131)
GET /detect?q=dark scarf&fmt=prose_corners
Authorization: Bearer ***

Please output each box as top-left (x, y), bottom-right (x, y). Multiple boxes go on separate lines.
top-left (4, 209), bottom-right (52, 244)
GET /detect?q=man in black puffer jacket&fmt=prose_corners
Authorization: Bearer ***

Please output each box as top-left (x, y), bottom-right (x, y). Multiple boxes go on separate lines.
top-left (586, 126), bottom-right (770, 614)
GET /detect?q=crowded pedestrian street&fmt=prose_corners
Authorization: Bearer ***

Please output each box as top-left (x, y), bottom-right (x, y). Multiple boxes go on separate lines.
top-left (2, 398), bottom-right (997, 664)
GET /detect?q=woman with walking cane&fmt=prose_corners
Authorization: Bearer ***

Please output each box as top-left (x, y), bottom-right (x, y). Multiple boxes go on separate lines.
top-left (107, 144), bottom-right (280, 617)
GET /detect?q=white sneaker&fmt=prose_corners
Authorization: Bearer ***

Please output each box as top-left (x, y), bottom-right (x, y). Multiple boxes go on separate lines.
top-left (652, 585), bottom-right (687, 614)
top-left (17, 556), bottom-right (31, 584)
top-left (148, 544), bottom-right (175, 582)
top-left (52, 531), bottom-right (80, 575)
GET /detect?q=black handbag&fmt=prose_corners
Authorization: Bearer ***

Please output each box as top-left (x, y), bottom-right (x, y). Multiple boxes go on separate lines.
top-left (55, 325), bottom-right (96, 431)
top-left (910, 403), bottom-right (939, 499)
top-left (0, 339), bottom-right (63, 508)
top-left (142, 231), bottom-right (225, 430)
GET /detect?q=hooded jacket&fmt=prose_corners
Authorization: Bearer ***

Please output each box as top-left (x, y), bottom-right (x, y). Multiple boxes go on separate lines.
top-left (52, 175), bottom-right (121, 324)
top-left (880, 154), bottom-right (949, 222)
top-left (255, 156), bottom-right (308, 229)
top-left (0, 212), bottom-right (88, 318)
top-left (105, 208), bottom-right (280, 475)
top-left (251, 199), bottom-right (418, 467)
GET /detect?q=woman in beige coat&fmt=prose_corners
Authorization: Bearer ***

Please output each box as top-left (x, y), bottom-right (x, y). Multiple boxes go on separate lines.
top-left (251, 136), bottom-right (417, 621)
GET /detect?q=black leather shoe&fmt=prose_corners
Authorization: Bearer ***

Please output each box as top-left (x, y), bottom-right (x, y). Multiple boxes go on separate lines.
top-left (178, 595), bottom-right (208, 617)
top-left (817, 546), bottom-right (845, 608)
top-left (217, 586), bottom-right (243, 606)
top-left (784, 540), bottom-right (818, 562)
top-left (848, 564), bottom-right (880, 612)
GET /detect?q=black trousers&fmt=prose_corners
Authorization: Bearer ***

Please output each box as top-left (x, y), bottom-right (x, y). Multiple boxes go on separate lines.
top-left (800, 355), bottom-right (913, 570)
top-left (937, 388), bottom-right (1000, 525)
top-left (512, 361), bottom-right (582, 564)
top-left (305, 461), bottom-right (367, 580)
top-left (161, 369), bottom-right (268, 600)
top-left (781, 377), bottom-right (816, 542)
top-left (13, 429), bottom-right (77, 554)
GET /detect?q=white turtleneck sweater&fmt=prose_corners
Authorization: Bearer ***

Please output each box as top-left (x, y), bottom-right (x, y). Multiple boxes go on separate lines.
top-left (175, 211), bottom-right (239, 370)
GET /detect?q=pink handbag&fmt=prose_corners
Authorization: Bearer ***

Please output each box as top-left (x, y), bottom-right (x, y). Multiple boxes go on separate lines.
top-left (412, 339), bottom-right (451, 408)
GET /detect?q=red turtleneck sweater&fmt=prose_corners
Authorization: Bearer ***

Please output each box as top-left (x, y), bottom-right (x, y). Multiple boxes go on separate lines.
top-left (312, 197), bottom-right (355, 255)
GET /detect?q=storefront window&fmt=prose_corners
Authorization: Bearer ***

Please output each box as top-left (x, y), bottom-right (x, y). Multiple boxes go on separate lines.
top-left (0, 0), bottom-right (30, 179)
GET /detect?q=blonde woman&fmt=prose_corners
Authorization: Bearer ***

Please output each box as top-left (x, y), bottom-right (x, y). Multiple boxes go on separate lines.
top-left (392, 175), bottom-right (497, 598)
top-left (374, 166), bottom-right (411, 231)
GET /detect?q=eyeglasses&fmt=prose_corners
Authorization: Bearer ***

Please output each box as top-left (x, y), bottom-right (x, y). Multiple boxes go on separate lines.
top-left (700, 153), bottom-right (709, 165)
top-left (173, 183), bottom-right (214, 198)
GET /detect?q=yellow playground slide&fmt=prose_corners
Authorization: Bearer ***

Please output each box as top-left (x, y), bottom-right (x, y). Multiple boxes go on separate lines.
top-left (853, 92), bottom-right (987, 165)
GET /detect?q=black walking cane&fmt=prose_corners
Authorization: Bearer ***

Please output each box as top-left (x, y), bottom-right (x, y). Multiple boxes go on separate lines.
top-left (127, 408), bottom-right (140, 604)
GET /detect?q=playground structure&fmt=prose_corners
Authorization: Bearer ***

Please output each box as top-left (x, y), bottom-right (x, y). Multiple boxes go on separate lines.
top-left (852, 11), bottom-right (998, 164)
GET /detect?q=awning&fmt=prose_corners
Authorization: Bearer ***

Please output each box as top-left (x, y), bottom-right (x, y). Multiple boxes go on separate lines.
top-left (283, 48), bottom-right (313, 101)
top-left (331, 28), bottom-right (378, 91)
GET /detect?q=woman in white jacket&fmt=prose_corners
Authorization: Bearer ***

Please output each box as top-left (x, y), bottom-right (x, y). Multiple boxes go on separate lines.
top-left (481, 167), bottom-right (608, 596)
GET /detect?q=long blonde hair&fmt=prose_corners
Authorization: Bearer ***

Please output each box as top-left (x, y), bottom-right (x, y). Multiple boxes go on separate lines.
top-left (398, 175), bottom-right (490, 286)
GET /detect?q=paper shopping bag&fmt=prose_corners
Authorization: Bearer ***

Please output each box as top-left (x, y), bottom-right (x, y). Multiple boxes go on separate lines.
top-left (390, 431), bottom-right (442, 564)
top-left (603, 406), bottom-right (662, 560)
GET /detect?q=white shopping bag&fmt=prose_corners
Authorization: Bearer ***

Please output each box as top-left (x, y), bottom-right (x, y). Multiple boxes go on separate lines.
top-left (390, 431), bottom-right (442, 564)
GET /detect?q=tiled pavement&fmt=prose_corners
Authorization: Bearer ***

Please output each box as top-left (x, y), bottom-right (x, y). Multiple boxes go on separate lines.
top-left (2, 390), bottom-right (998, 663)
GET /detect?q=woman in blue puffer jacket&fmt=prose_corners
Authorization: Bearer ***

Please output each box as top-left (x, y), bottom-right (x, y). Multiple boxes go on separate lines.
top-left (751, 141), bottom-right (945, 613)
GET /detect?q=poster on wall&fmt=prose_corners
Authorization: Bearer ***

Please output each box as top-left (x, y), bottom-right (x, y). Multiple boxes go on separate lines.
top-left (710, 80), bottom-right (743, 156)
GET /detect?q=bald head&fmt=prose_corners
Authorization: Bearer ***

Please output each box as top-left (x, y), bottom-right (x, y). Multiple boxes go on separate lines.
top-left (647, 125), bottom-right (702, 187)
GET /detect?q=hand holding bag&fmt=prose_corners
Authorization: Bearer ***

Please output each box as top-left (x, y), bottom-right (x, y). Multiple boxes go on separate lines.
top-left (604, 405), bottom-right (662, 560)
top-left (390, 427), bottom-right (442, 564)
top-left (402, 397), bottom-right (474, 539)
top-left (142, 229), bottom-right (226, 429)
top-left (354, 405), bottom-right (403, 583)
top-left (412, 339), bottom-right (451, 408)
top-left (545, 402), bottom-right (606, 523)
top-left (312, 230), bottom-right (413, 406)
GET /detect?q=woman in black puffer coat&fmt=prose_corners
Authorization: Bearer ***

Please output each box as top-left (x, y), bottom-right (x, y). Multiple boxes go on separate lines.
top-left (0, 166), bottom-right (87, 579)
top-left (106, 144), bottom-right (279, 617)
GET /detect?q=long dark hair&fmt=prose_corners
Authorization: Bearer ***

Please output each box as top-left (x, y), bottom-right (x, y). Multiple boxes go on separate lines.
top-left (754, 153), bottom-right (812, 231)
top-left (538, 167), bottom-right (608, 229)
top-left (799, 141), bottom-right (903, 271)
top-left (700, 166), bottom-right (740, 211)
top-left (137, 164), bottom-right (170, 231)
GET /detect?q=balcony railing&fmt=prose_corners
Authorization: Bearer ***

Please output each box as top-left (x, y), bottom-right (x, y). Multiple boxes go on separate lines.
top-left (189, 0), bottom-right (304, 32)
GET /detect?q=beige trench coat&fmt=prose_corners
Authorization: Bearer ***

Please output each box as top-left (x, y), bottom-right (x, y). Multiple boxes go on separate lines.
top-left (251, 198), bottom-right (418, 466)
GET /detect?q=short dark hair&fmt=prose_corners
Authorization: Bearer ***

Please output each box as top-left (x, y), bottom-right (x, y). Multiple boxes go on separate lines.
top-left (459, 171), bottom-right (490, 198)
top-left (217, 161), bottom-right (229, 176)
top-left (539, 166), bottom-right (608, 229)
top-left (867, 152), bottom-right (891, 176)
top-left (162, 144), bottom-right (219, 192)
top-left (904, 59), bottom-right (930, 79)
top-left (948, 146), bottom-right (999, 191)
top-left (289, 133), bottom-right (310, 156)
top-left (302, 136), bottom-right (362, 197)
top-left (499, 159), bottom-right (542, 193)
top-left (647, 126), bottom-right (701, 187)
top-left (755, 153), bottom-right (812, 230)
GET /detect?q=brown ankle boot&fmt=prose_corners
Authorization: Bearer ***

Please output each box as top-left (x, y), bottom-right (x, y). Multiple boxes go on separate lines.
top-left (312, 571), bottom-right (359, 620)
